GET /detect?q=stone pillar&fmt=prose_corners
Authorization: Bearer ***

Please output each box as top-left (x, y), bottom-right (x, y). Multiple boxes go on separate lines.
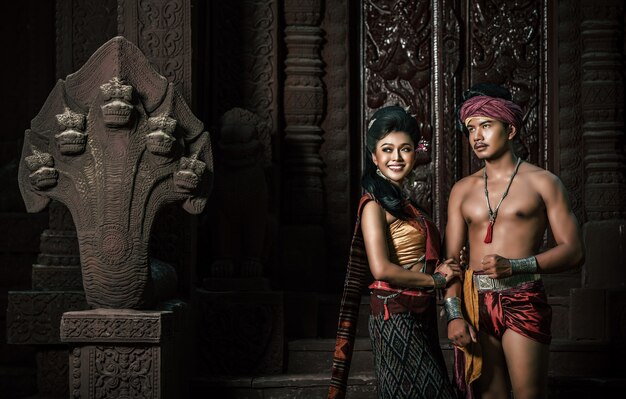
top-left (281, 0), bottom-right (327, 290)
top-left (283, 0), bottom-right (325, 223)
top-left (578, 0), bottom-right (626, 368)
top-left (580, 0), bottom-right (626, 290)
top-left (60, 307), bottom-right (187, 398)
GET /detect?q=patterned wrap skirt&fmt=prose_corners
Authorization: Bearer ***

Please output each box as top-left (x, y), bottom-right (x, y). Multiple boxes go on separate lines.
top-left (368, 291), bottom-right (457, 399)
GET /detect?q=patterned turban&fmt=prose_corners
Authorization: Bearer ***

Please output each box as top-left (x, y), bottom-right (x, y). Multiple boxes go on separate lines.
top-left (459, 95), bottom-right (523, 132)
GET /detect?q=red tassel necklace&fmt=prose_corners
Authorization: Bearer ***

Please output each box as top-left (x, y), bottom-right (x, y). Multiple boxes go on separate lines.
top-left (483, 157), bottom-right (523, 243)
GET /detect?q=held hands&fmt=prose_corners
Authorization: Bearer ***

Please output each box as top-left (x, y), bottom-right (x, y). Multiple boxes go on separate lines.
top-left (447, 318), bottom-right (477, 348)
top-left (481, 254), bottom-right (512, 279)
top-left (435, 258), bottom-right (462, 285)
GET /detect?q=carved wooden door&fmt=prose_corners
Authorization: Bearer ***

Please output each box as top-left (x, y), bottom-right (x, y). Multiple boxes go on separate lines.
top-left (360, 0), bottom-right (556, 228)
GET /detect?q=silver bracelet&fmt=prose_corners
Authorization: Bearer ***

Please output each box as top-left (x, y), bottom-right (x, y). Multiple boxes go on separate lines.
top-left (432, 272), bottom-right (447, 289)
top-left (509, 256), bottom-right (538, 274)
top-left (443, 297), bottom-right (463, 322)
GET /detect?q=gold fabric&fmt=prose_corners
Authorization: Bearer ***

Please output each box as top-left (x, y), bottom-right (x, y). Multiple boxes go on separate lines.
top-left (460, 268), bottom-right (482, 385)
top-left (386, 218), bottom-right (426, 269)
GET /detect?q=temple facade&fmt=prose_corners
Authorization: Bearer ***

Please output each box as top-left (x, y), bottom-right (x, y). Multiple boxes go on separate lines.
top-left (0, 0), bottom-right (624, 397)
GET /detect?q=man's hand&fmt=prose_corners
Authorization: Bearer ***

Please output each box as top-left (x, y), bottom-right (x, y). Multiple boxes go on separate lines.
top-left (447, 318), bottom-right (477, 347)
top-left (481, 254), bottom-right (512, 279)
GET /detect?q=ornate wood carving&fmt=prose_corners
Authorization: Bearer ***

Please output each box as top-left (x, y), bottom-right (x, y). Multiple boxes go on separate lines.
top-left (283, 0), bottom-right (326, 223)
top-left (466, 0), bottom-right (548, 171)
top-left (432, 0), bottom-right (462, 226)
top-left (18, 37), bottom-right (213, 309)
top-left (321, 0), bottom-right (351, 273)
top-left (363, 0), bottom-right (434, 214)
top-left (581, 0), bottom-right (626, 220)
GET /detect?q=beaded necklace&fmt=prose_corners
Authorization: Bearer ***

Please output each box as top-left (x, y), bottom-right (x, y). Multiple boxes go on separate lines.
top-left (483, 157), bottom-right (522, 243)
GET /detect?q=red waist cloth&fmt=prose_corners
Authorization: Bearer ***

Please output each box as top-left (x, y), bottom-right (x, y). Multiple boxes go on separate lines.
top-left (478, 279), bottom-right (552, 345)
top-left (369, 281), bottom-right (434, 320)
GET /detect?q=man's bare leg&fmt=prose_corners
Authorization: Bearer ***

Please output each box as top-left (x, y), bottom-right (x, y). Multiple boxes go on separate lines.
top-left (474, 331), bottom-right (511, 399)
top-left (501, 329), bottom-right (549, 399)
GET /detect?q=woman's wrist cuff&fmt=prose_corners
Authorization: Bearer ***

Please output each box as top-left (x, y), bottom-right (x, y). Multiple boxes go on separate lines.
top-left (432, 272), bottom-right (447, 289)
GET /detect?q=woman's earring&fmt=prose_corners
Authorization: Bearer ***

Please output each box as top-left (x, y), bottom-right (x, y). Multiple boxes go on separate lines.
top-left (376, 167), bottom-right (390, 181)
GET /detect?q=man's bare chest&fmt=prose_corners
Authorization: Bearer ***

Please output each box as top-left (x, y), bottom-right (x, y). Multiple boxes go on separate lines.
top-left (461, 182), bottom-right (545, 225)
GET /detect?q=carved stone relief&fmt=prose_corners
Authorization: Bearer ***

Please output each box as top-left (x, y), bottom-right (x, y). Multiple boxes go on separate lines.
top-left (18, 37), bottom-right (213, 309)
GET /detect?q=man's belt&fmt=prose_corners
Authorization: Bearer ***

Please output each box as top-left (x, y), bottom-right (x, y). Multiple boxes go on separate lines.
top-left (473, 273), bottom-right (540, 292)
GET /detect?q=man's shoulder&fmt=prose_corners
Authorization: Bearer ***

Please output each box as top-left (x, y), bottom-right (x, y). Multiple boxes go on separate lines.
top-left (520, 162), bottom-right (565, 195)
top-left (452, 172), bottom-right (482, 191)
top-left (520, 162), bottom-right (561, 183)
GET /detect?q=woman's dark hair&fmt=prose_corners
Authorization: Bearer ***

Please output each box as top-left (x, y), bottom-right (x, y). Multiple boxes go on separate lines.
top-left (362, 105), bottom-right (420, 219)
top-left (455, 83), bottom-right (528, 159)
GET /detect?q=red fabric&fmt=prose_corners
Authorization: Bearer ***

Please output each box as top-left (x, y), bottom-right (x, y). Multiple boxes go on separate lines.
top-left (478, 280), bottom-right (552, 344)
top-left (370, 289), bottom-right (433, 317)
top-left (460, 95), bottom-right (523, 131)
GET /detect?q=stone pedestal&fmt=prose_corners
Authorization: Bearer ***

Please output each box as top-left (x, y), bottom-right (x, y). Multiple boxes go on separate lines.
top-left (60, 307), bottom-right (186, 399)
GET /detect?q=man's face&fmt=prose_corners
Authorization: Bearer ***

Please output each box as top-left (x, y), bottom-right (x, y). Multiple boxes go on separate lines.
top-left (465, 117), bottom-right (513, 160)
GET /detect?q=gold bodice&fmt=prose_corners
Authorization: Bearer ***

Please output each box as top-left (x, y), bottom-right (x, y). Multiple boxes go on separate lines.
top-left (386, 218), bottom-right (426, 269)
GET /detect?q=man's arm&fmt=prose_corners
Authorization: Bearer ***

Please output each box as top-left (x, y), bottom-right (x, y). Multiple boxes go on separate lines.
top-left (534, 172), bottom-right (585, 273)
top-left (444, 181), bottom-right (477, 347)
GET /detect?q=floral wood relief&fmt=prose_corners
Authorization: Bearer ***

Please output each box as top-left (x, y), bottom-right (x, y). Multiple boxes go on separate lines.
top-left (469, 0), bottom-right (543, 167)
top-left (364, 0), bottom-right (433, 212)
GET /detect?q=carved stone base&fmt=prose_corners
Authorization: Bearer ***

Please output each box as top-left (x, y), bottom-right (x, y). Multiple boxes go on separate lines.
top-left (60, 307), bottom-right (187, 399)
top-left (32, 264), bottom-right (83, 290)
top-left (193, 289), bottom-right (284, 376)
top-left (6, 291), bottom-right (88, 345)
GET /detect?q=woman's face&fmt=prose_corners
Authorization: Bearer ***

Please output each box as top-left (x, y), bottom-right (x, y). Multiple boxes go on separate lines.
top-left (371, 130), bottom-right (416, 186)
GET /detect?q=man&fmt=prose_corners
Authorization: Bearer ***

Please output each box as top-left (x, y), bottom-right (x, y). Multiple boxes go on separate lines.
top-left (442, 84), bottom-right (584, 399)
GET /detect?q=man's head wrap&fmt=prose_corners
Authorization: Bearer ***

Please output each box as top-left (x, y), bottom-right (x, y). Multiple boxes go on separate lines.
top-left (459, 95), bottom-right (523, 133)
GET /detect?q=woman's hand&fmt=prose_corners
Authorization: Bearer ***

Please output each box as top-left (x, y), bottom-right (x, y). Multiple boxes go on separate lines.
top-left (435, 258), bottom-right (461, 284)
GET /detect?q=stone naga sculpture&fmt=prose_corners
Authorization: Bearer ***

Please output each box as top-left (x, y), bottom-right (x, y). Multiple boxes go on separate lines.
top-left (18, 36), bottom-right (213, 309)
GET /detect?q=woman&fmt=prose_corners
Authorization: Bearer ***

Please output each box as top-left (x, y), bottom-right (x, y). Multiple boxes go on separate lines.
top-left (329, 106), bottom-right (459, 399)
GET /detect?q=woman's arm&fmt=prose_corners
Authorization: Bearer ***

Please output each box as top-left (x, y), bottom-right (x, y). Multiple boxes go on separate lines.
top-left (361, 200), bottom-right (447, 288)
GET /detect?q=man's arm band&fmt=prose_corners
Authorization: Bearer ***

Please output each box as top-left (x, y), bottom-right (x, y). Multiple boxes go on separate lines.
top-left (443, 296), bottom-right (463, 322)
top-left (509, 256), bottom-right (538, 274)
